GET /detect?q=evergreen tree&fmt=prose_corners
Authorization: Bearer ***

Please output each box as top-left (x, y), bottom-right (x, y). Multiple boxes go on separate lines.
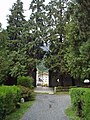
top-left (27, 0), bottom-right (47, 62)
top-left (21, 0), bottom-right (47, 77)
top-left (0, 25), bottom-right (9, 84)
top-left (6, 0), bottom-right (27, 80)
top-left (7, 0), bottom-right (26, 40)
top-left (3, 0), bottom-right (89, 85)
top-left (44, 0), bottom-right (68, 74)
top-left (64, 0), bottom-right (90, 80)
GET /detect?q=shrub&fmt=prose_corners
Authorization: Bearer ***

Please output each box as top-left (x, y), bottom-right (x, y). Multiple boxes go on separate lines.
top-left (17, 76), bottom-right (34, 88)
top-left (82, 89), bottom-right (90, 120)
top-left (0, 85), bottom-right (21, 120)
top-left (70, 88), bottom-right (90, 119)
top-left (18, 85), bottom-right (35, 101)
top-left (28, 91), bottom-right (36, 101)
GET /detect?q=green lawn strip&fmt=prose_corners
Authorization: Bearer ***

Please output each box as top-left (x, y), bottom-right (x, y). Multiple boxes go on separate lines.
top-left (65, 107), bottom-right (81, 120)
top-left (5, 101), bottom-right (34, 120)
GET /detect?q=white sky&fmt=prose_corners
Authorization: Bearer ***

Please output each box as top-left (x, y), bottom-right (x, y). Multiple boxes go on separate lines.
top-left (0, 0), bottom-right (49, 29)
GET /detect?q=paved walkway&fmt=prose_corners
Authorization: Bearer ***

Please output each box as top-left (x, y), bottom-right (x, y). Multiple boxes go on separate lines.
top-left (21, 94), bottom-right (70, 120)
top-left (34, 86), bottom-right (54, 94)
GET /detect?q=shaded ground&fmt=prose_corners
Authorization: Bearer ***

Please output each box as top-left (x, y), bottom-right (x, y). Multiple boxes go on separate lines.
top-left (21, 94), bottom-right (70, 120)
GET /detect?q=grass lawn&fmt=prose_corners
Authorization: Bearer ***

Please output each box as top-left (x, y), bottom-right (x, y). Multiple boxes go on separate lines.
top-left (5, 101), bottom-right (34, 120)
top-left (65, 107), bottom-right (81, 120)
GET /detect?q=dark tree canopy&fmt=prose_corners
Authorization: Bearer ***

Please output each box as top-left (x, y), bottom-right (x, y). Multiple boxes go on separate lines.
top-left (0, 0), bottom-right (90, 85)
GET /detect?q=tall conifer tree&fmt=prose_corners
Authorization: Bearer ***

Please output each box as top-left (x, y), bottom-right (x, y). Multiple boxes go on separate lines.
top-left (65, 0), bottom-right (90, 80)
top-left (7, 0), bottom-right (26, 40)
top-left (28, 0), bottom-right (46, 60)
top-left (45, 0), bottom-right (68, 73)
top-left (6, 0), bottom-right (27, 80)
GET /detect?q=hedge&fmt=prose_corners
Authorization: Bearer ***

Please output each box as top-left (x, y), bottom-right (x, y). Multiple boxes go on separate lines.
top-left (70, 88), bottom-right (90, 120)
top-left (0, 86), bottom-right (21, 120)
top-left (17, 76), bottom-right (34, 88)
top-left (18, 85), bottom-right (35, 101)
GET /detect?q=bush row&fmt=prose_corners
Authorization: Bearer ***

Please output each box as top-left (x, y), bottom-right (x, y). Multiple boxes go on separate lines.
top-left (17, 76), bottom-right (34, 88)
top-left (18, 85), bottom-right (35, 101)
top-left (17, 76), bottom-right (35, 101)
top-left (70, 88), bottom-right (90, 120)
top-left (0, 85), bottom-right (21, 120)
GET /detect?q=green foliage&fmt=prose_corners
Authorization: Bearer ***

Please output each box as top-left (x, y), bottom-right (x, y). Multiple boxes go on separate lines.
top-left (82, 89), bottom-right (90, 120)
top-left (66, 107), bottom-right (80, 120)
top-left (17, 76), bottom-right (34, 88)
top-left (18, 85), bottom-right (35, 101)
top-left (65, 18), bottom-right (82, 79)
top-left (5, 0), bottom-right (44, 82)
top-left (5, 0), bottom-right (29, 81)
top-left (64, 0), bottom-right (90, 80)
top-left (0, 86), bottom-right (21, 120)
top-left (5, 101), bottom-right (34, 120)
top-left (7, 0), bottom-right (26, 40)
top-left (28, 0), bottom-right (46, 60)
top-left (0, 0), bottom-right (89, 85)
top-left (70, 88), bottom-right (90, 119)
top-left (8, 50), bottom-right (27, 77)
top-left (79, 40), bottom-right (90, 79)
top-left (44, 0), bottom-right (68, 74)
top-left (70, 88), bottom-right (85, 117)
top-left (0, 30), bottom-right (10, 84)
top-left (0, 51), bottom-right (9, 84)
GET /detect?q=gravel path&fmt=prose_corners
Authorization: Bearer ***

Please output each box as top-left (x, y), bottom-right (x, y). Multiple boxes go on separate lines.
top-left (21, 94), bottom-right (70, 120)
